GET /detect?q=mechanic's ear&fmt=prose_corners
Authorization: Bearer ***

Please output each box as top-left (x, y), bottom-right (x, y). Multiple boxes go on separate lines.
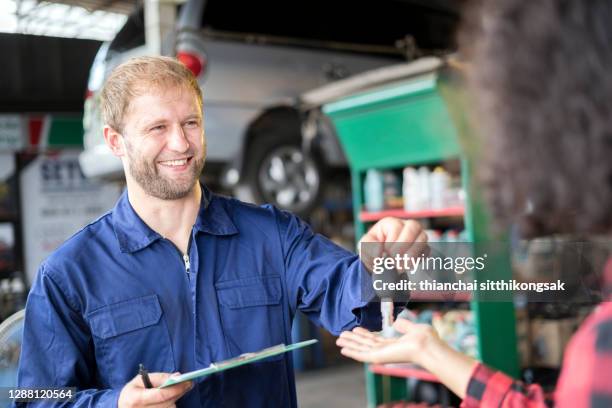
top-left (103, 125), bottom-right (125, 157)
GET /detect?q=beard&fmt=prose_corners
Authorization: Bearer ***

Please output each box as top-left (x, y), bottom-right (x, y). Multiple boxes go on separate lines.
top-left (126, 145), bottom-right (205, 200)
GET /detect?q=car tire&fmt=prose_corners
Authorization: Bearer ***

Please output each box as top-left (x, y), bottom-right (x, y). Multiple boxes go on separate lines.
top-left (238, 126), bottom-right (324, 217)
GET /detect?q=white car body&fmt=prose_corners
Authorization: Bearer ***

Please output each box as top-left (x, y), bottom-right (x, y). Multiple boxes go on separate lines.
top-left (80, 2), bottom-right (402, 180)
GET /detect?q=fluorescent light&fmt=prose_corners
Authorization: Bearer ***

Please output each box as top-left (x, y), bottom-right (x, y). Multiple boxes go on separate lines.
top-left (0, 0), bottom-right (127, 41)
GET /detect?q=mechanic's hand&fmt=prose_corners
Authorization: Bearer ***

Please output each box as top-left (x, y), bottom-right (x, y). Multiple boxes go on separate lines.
top-left (118, 372), bottom-right (192, 408)
top-left (336, 319), bottom-right (442, 366)
top-left (359, 217), bottom-right (428, 273)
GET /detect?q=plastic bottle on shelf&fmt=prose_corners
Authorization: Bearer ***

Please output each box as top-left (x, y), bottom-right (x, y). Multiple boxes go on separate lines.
top-left (11, 276), bottom-right (26, 310)
top-left (1, 278), bottom-right (11, 319)
top-left (430, 166), bottom-right (450, 209)
top-left (402, 166), bottom-right (420, 211)
top-left (383, 171), bottom-right (401, 208)
top-left (425, 229), bottom-right (443, 242)
top-left (457, 188), bottom-right (466, 206)
top-left (445, 230), bottom-right (459, 242)
top-left (447, 176), bottom-right (465, 207)
top-left (417, 166), bottom-right (431, 210)
top-left (364, 169), bottom-right (384, 212)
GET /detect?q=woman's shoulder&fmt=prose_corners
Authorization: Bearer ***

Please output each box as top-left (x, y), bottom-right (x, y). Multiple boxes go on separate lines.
top-left (555, 302), bottom-right (612, 406)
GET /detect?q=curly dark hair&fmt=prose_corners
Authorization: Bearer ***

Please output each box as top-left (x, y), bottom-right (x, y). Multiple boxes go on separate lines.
top-left (460, 0), bottom-right (612, 237)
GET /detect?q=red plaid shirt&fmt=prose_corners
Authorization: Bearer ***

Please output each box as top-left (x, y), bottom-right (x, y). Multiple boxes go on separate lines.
top-left (462, 259), bottom-right (612, 408)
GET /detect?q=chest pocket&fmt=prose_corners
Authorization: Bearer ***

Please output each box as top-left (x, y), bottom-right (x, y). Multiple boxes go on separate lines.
top-left (87, 294), bottom-right (175, 386)
top-left (215, 275), bottom-right (286, 358)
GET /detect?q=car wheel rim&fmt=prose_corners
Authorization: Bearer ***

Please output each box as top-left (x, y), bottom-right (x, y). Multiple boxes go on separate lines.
top-left (258, 146), bottom-right (320, 212)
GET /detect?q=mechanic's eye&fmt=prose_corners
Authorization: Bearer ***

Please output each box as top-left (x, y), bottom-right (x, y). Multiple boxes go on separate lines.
top-left (150, 125), bottom-right (166, 132)
top-left (184, 120), bottom-right (199, 128)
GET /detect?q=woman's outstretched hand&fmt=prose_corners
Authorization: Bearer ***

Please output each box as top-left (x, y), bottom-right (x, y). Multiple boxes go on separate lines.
top-left (336, 317), bottom-right (478, 400)
top-left (335, 319), bottom-right (441, 366)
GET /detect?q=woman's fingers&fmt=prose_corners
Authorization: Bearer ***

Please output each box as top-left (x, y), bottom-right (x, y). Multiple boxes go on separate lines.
top-left (341, 329), bottom-right (393, 348)
top-left (336, 335), bottom-right (378, 352)
top-left (340, 330), bottom-right (375, 345)
top-left (336, 326), bottom-right (426, 366)
top-left (337, 326), bottom-right (422, 366)
top-left (339, 347), bottom-right (372, 363)
top-left (338, 340), bottom-right (402, 365)
top-left (336, 327), bottom-right (401, 362)
top-left (352, 327), bottom-right (378, 338)
top-left (351, 327), bottom-right (391, 344)
top-left (393, 318), bottom-right (417, 333)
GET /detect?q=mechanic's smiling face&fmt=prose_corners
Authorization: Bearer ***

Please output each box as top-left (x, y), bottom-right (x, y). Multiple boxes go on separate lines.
top-left (120, 86), bottom-right (206, 200)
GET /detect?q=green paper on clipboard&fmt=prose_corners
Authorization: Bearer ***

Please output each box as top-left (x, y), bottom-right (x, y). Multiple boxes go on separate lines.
top-left (159, 339), bottom-right (318, 388)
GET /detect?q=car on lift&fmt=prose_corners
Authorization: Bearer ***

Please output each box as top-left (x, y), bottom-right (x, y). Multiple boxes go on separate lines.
top-left (80, 0), bottom-right (459, 214)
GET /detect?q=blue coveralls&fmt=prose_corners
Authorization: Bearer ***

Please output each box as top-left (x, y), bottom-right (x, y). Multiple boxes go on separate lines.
top-left (17, 186), bottom-right (379, 407)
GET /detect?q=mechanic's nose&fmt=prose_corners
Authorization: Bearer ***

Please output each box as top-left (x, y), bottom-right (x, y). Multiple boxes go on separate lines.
top-left (167, 125), bottom-right (190, 152)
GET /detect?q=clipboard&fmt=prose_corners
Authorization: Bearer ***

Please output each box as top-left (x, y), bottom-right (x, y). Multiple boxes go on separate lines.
top-left (159, 339), bottom-right (318, 388)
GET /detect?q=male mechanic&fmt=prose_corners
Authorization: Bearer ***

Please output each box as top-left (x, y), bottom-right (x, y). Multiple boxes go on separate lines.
top-left (16, 56), bottom-right (426, 407)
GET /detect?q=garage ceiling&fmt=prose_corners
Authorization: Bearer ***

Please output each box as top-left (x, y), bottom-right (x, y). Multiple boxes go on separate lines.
top-left (0, 0), bottom-right (463, 112)
top-left (41, 0), bottom-right (138, 14)
top-left (41, 0), bottom-right (460, 16)
top-left (0, 0), bottom-right (133, 40)
top-left (1, 0), bottom-right (462, 45)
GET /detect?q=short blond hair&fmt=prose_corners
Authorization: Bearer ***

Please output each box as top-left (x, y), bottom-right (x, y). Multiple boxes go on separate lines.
top-left (100, 56), bottom-right (203, 132)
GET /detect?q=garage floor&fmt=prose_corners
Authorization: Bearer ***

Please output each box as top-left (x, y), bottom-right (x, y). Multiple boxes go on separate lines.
top-left (296, 363), bottom-right (367, 408)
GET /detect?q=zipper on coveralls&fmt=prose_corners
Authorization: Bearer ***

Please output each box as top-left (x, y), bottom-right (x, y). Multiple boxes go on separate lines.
top-left (183, 253), bottom-right (191, 278)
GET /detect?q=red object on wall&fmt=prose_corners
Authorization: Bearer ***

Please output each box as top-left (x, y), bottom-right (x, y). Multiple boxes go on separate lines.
top-left (29, 117), bottom-right (44, 147)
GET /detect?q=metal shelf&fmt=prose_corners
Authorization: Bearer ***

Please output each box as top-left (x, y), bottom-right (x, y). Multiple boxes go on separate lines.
top-left (360, 206), bottom-right (464, 222)
top-left (324, 66), bottom-right (519, 407)
top-left (369, 364), bottom-right (440, 383)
